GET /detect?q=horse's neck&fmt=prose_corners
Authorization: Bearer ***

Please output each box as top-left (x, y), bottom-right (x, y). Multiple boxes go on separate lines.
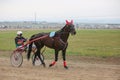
top-left (61, 32), bottom-right (69, 42)
top-left (57, 30), bottom-right (69, 42)
top-left (56, 26), bottom-right (70, 42)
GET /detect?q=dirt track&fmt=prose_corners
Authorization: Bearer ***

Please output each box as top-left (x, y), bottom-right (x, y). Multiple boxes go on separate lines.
top-left (0, 51), bottom-right (120, 80)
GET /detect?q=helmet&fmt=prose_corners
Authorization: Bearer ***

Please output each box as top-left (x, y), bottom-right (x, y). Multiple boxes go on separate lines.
top-left (17, 31), bottom-right (22, 35)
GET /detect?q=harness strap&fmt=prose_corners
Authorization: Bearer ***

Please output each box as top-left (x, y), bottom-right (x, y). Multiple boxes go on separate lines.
top-left (51, 38), bottom-right (55, 48)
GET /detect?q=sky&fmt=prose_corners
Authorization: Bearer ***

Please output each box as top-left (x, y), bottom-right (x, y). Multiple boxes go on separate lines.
top-left (0, 0), bottom-right (120, 23)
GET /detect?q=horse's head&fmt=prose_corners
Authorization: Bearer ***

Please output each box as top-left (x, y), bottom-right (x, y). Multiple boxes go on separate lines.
top-left (64, 20), bottom-right (76, 35)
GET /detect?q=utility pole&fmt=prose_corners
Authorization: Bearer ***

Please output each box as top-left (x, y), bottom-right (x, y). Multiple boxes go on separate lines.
top-left (34, 12), bottom-right (36, 24)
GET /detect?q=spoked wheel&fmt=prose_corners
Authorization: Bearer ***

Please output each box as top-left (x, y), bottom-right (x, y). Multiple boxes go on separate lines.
top-left (10, 51), bottom-right (23, 67)
top-left (32, 53), bottom-right (44, 66)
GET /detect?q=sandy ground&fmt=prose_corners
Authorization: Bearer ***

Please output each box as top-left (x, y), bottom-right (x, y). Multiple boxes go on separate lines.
top-left (0, 51), bottom-right (120, 80)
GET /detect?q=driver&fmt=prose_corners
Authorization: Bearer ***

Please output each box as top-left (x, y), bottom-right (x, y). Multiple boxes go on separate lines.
top-left (15, 31), bottom-right (27, 48)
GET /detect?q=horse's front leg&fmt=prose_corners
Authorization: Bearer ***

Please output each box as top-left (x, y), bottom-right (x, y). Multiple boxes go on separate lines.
top-left (49, 50), bottom-right (59, 67)
top-left (62, 49), bottom-right (68, 69)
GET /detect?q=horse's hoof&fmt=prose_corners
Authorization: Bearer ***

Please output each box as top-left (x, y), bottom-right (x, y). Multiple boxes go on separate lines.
top-left (49, 64), bottom-right (53, 67)
top-left (43, 63), bottom-right (46, 67)
top-left (32, 62), bottom-right (35, 66)
top-left (64, 66), bottom-right (68, 69)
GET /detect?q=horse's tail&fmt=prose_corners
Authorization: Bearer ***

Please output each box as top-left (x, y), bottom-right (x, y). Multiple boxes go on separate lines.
top-left (27, 37), bottom-right (34, 60)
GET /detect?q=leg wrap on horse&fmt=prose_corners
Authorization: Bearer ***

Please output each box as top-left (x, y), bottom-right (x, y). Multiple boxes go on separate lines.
top-left (49, 61), bottom-right (56, 67)
top-left (63, 61), bottom-right (67, 67)
top-left (51, 61), bottom-right (56, 65)
top-left (63, 61), bottom-right (68, 69)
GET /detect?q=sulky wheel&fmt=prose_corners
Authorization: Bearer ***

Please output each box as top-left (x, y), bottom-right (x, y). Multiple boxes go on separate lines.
top-left (32, 53), bottom-right (44, 66)
top-left (10, 51), bottom-right (23, 67)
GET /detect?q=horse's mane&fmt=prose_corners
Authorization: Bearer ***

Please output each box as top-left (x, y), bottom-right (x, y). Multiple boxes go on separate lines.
top-left (55, 25), bottom-right (67, 35)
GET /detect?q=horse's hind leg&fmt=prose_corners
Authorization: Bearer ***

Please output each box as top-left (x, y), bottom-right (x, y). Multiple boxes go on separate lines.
top-left (37, 47), bottom-right (46, 67)
top-left (32, 52), bottom-right (37, 65)
top-left (32, 48), bottom-right (37, 65)
top-left (38, 53), bottom-right (46, 67)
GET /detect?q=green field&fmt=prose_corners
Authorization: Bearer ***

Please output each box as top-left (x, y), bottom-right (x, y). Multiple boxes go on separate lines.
top-left (0, 29), bottom-right (120, 57)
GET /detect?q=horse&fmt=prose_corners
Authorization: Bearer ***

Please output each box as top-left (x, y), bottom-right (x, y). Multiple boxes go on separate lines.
top-left (27, 20), bottom-right (76, 69)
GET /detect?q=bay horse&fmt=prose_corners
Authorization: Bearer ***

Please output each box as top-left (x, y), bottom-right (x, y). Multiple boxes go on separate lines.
top-left (27, 20), bottom-right (76, 69)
